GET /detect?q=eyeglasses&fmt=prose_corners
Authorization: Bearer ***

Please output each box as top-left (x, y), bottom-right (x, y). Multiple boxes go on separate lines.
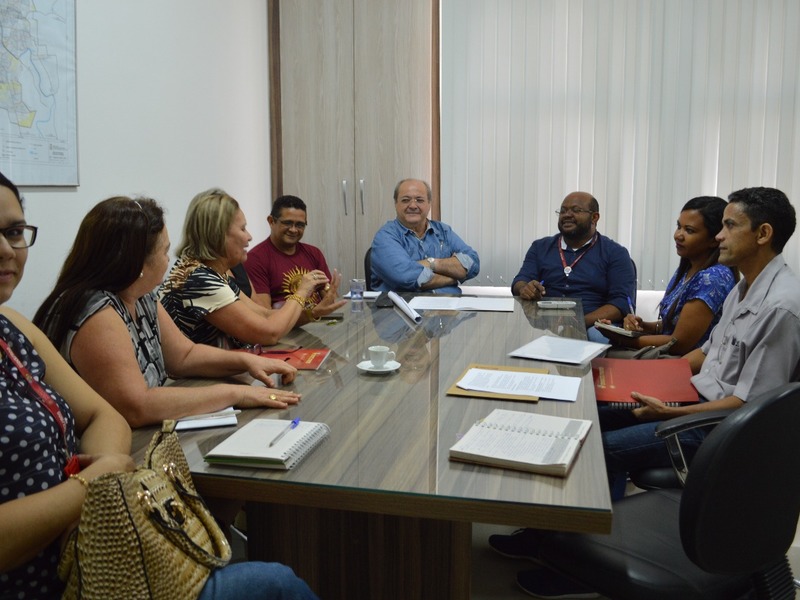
top-left (555, 207), bottom-right (595, 216)
top-left (0, 225), bottom-right (38, 248)
top-left (277, 219), bottom-right (307, 230)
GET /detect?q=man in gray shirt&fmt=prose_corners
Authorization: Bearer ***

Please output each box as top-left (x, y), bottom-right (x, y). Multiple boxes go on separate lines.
top-left (602, 186), bottom-right (800, 498)
top-left (493, 187), bottom-right (800, 599)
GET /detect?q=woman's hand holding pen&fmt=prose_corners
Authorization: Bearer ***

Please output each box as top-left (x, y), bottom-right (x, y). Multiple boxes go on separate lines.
top-left (623, 314), bottom-right (644, 332)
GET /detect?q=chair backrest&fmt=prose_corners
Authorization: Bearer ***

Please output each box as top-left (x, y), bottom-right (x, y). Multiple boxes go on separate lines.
top-left (364, 247), bottom-right (373, 291)
top-left (680, 382), bottom-right (800, 574)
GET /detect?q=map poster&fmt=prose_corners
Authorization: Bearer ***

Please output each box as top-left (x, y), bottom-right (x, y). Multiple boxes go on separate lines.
top-left (0, 0), bottom-right (77, 186)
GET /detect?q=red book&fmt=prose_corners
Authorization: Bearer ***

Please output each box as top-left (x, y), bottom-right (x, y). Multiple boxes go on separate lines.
top-left (591, 357), bottom-right (699, 408)
top-left (262, 347), bottom-right (331, 370)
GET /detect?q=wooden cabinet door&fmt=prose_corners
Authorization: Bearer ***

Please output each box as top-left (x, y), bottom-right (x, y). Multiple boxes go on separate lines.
top-left (353, 0), bottom-right (434, 272)
top-left (277, 0), bottom-right (358, 278)
top-left (274, 0), bottom-right (434, 280)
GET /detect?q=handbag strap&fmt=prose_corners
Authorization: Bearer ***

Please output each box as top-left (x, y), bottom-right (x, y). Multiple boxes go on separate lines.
top-left (0, 337), bottom-right (79, 475)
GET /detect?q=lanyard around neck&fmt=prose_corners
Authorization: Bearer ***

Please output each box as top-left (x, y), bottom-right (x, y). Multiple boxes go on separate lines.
top-left (558, 234), bottom-right (598, 277)
top-left (0, 337), bottom-right (79, 475)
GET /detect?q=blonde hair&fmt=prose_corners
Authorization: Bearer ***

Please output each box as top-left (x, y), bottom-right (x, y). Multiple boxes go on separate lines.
top-left (176, 188), bottom-right (240, 260)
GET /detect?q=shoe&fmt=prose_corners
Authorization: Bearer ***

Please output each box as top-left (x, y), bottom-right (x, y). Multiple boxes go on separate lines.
top-left (487, 528), bottom-right (543, 563)
top-left (516, 568), bottom-right (600, 599)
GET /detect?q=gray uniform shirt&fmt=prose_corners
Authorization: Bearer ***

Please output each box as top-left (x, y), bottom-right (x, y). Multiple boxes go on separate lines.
top-left (692, 254), bottom-right (800, 402)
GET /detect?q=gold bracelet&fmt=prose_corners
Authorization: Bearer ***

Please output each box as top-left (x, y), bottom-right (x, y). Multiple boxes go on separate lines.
top-left (306, 307), bottom-right (321, 322)
top-left (286, 294), bottom-right (306, 309)
top-left (69, 474), bottom-right (89, 489)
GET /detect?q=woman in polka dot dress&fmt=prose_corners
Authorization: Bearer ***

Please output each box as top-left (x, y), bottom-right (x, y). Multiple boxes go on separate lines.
top-left (0, 171), bottom-right (134, 599)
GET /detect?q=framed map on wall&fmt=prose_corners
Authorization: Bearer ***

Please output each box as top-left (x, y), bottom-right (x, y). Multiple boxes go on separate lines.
top-left (0, 0), bottom-right (77, 186)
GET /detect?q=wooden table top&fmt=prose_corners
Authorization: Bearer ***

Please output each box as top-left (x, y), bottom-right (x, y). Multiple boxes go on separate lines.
top-left (132, 298), bottom-right (612, 534)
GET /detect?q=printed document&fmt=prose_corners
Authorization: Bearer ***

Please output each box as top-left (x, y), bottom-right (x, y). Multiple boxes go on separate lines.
top-left (457, 367), bottom-right (582, 402)
top-left (510, 335), bottom-right (609, 365)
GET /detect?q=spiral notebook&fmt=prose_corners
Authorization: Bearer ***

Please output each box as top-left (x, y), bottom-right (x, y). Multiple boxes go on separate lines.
top-left (204, 418), bottom-right (330, 470)
top-left (449, 408), bottom-right (592, 477)
top-left (592, 357), bottom-right (699, 408)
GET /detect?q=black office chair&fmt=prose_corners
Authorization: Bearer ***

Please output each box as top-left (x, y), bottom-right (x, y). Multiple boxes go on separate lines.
top-left (364, 247), bottom-right (373, 291)
top-left (537, 382), bottom-right (800, 600)
top-left (629, 409), bottom-right (736, 490)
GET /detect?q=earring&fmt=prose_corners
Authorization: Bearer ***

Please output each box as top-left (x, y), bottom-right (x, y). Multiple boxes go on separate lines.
top-left (139, 272), bottom-right (144, 278)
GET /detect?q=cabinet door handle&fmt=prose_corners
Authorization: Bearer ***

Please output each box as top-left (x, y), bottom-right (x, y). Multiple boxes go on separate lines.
top-left (359, 179), bottom-right (365, 215)
top-left (342, 180), bottom-right (349, 216)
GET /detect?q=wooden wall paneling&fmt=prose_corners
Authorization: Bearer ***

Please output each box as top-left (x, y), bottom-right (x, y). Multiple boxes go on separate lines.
top-left (272, 0), bottom-right (436, 281)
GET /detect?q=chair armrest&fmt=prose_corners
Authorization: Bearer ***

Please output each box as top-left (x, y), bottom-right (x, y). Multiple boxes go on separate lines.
top-left (654, 409), bottom-right (736, 439)
top-left (651, 409), bottom-right (736, 486)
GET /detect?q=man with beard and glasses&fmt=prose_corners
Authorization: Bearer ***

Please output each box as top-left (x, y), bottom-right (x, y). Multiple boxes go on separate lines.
top-left (512, 191), bottom-right (636, 342)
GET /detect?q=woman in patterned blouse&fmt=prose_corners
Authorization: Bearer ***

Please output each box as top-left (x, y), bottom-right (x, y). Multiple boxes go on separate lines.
top-left (34, 197), bottom-right (302, 427)
top-left (600, 196), bottom-right (737, 355)
top-left (159, 188), bottom-right (339, 349)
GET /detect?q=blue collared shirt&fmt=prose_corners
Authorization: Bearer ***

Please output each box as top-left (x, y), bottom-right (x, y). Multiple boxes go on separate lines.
top-left (511, 232), bottom-right (635, 317)
top-left (370, 219), bottom-right (480, 294)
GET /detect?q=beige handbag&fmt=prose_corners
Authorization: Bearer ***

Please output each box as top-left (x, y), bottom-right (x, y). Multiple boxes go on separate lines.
top-left (59, 421), bottom-right (231, 600)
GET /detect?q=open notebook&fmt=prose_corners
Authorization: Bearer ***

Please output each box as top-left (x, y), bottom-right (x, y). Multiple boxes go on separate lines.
top-left (449, 408), bottom-right (592, 477)
top-left (204, 419), bottom-right (330, 470)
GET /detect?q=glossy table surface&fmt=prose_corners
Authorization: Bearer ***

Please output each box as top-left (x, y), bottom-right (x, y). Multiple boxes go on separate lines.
top-left (134, 298), bottom-right (611, 534)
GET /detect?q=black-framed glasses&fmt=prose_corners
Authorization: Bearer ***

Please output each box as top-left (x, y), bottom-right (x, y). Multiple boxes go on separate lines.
top-left (277, 219), bottom-right (307, 230)
top-left (0, 225), bottom-right (37, 249)
top-left (555, 207), bottom-right (595, 216)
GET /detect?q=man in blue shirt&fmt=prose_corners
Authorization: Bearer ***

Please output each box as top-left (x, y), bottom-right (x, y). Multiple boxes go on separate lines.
top-left (370, 179), bottom-right (480, 294)
top-left (512, 191), bottom-right (636, 342)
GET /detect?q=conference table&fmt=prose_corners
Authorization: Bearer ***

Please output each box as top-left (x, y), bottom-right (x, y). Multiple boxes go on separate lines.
top-left (132, 297), bottom-right (612, 599)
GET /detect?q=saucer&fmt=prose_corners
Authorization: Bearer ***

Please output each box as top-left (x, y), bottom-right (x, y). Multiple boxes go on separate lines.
top-left (357, 360), bottom-right (401, 374)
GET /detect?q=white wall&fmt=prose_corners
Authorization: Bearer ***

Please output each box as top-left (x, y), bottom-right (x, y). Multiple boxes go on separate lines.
top-left (9, 0), bottom-right (272, 319)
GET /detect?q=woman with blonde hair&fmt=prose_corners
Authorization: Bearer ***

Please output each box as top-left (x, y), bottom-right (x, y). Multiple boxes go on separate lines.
top-left (34, 196), bottom-right (301, 427)
top-left (159, 188), bottom-right (343, 349)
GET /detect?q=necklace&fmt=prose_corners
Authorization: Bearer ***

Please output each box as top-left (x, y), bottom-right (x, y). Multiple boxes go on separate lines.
top-left (558, 235), bottom-right (598, 277)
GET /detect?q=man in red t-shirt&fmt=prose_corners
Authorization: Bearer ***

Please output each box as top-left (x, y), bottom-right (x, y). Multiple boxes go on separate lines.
top-left (242, 196), bottom-right (345, 316)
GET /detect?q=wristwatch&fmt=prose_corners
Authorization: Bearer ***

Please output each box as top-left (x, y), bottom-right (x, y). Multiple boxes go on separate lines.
top-left (427, 257), bottom-right (436, 272)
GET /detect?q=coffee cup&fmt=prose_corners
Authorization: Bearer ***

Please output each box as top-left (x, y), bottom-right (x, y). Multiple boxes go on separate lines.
top-left (368, 345), bottom-right (395, 368)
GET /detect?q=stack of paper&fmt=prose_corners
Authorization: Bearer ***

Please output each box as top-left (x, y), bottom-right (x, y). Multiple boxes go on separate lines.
top-left (176, 407), bottom-right (239, 431)
top-left (454, 365), bottom-right (582, 402)
top-left (510, 335), bottom-right (609, 365)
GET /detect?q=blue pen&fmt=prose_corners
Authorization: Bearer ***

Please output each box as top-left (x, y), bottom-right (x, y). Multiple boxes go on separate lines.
top-left (627, 295), bottom-right (635, 315)
top-left (268, 417), bottom-right (300, 447)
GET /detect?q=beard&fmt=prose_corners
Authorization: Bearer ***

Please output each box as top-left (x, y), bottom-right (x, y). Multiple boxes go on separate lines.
top-left (558, 218), bottom-right (593, 244)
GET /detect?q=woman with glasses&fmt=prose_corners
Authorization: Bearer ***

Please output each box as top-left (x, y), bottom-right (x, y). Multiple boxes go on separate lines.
top-left (34, 197), bottom-right (301, 427)
top-left (0, 172), bottom-right (136, 598)
top-left (159, 188), bottom-right (336, 349)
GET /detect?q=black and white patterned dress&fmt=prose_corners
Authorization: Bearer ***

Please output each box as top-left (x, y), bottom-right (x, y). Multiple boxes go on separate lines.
top-left (61, 290), bottom-right (168, 387)
top-left (158, 256), bottom-right (244, 349)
